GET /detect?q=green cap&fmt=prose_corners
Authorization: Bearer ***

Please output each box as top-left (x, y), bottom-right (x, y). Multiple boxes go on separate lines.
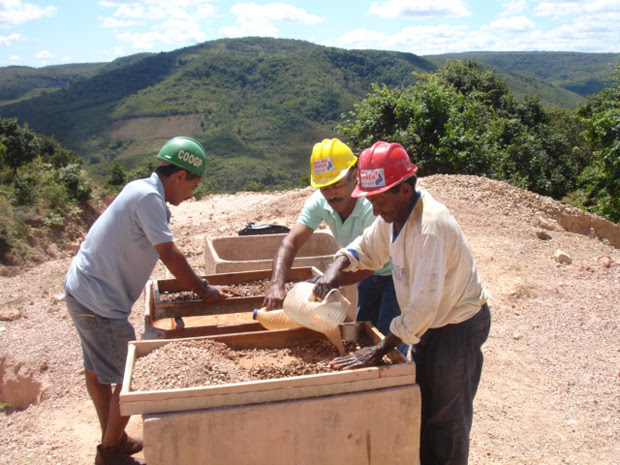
top-left (156, 136), bottom-right (207, 178)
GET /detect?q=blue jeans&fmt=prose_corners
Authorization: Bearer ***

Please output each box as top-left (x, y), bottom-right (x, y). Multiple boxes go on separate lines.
top-left (356, 275), bottom-right (408, 355)
top-left (413, 303), bottom-right (491, 465)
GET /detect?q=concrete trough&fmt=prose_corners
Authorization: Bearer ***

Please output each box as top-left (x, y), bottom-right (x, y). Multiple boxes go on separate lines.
top-left (204, 231), bottom-right (339, 274)
top-left (121, 323), bottom-right (420, 465)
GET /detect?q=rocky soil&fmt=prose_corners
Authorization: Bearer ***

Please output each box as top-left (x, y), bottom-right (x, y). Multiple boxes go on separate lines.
top-left (130, 338), bottom-right (368, 392)
top-left (0, 174), bottom-right (619, 465)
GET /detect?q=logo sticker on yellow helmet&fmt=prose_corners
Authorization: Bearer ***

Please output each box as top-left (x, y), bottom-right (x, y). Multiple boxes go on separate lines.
top-left (313, 157), bottom-right (335, 175)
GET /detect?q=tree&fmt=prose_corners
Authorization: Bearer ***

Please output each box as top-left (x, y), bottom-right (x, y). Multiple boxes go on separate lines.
top-left (337, 59), bottom-right (575, 199)
top-left (0, 118), bottom-right (40, 173)
top-left (106, 160), bottom-right (127, 187)
top-left (577, 64), bottom-right (620, 222)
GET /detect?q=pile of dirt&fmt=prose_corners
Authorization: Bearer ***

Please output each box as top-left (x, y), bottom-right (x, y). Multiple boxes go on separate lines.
top-left (0, 174), bottom-right (618, 465)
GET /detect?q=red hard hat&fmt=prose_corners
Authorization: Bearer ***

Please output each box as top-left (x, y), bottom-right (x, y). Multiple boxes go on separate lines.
top-left (351, 141), bottom-right (418, 197)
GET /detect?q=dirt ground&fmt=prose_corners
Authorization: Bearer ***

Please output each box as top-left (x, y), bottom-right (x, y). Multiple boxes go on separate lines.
top-left (0, 174), bottom-right (618, 465)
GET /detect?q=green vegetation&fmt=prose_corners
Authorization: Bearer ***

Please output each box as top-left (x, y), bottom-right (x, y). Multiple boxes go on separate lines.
top-left (572, 64), bottom-right (620, 222)
top-left (0, 63), bottom-right (105, 103)
top-left (0, 40), bottom-right (618, 268)
top-left (0, 38), bottom-right (435, 191)
top-left (425, 51), bottom-right (619, 99)
top-left (338, 59), bottom-right (618, 219)
top-left (0, 118), bottom-right (98, 266)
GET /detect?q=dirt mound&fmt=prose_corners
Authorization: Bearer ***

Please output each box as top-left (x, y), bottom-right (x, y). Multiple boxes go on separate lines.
top-left (0, 175), bottom-right (618, 464)
top-left (0, 356), bottom-right (51, 411)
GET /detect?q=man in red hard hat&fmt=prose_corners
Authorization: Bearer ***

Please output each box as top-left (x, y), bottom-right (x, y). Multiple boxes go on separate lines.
top-left (314, 141), bottom-right (490, 465)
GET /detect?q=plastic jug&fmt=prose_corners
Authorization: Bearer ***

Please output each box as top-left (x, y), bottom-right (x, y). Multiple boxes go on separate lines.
top-left (282, 282), bottom-right (350, 355)
top-left (253, 308), bottom-right (302, 330)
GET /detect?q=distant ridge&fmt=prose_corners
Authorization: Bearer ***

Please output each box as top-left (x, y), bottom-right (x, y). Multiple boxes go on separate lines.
top-left (0, 38), bottom-right (614, 191)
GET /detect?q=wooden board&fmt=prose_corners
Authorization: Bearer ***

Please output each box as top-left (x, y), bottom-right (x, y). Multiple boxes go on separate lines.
top-left (142, 385), bottom-right (421, 465)
top-left (120, 323), bottom-right (414, 416)
top-left (148, 267), bottom-right (322, 320)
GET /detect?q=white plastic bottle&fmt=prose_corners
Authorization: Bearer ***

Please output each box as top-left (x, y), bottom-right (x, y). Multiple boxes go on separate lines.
top-left (253, 308), bottom-right (302, 330)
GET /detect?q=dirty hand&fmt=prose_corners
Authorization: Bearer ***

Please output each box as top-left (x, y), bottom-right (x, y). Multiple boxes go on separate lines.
top-left (313, 255), bottom-right (349, 300)
top-left (200, 284), bottom-right (240, 302)
top-left (329, 345), bottom-right (384, 370)
top-left (262, 285), bottom-right (286, 310)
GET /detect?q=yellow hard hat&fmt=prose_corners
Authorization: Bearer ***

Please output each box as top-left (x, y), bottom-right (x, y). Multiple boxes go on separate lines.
top-left (310, 138), bottom-right (357, 188)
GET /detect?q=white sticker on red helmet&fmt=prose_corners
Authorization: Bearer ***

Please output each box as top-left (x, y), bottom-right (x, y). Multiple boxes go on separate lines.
top-left (360, 168), bottom-right (386, 188)
top-left (313, 157), bottom-right (335, 175)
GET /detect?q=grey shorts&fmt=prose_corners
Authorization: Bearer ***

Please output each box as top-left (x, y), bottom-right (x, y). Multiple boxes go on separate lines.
top-left (65, 290), bottom-right (135, 385)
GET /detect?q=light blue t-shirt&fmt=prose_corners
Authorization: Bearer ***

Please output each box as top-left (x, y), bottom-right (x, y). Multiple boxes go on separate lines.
top-left (297, 190), bottom-right (391, 276)
top-left (65, 173), bottom-right (173, 319)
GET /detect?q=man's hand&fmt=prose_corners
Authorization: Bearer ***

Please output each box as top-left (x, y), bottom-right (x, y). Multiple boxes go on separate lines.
top-left (330, 345), bottom-right (384, 370)
top-left (313, 255), bottom-right (350, 300)
top-left (262, 285), bottom-right (286, 310)
top-left (330, 332), bottom-right (402, 370)
top-left (198, 283), bottom-right (240, 302)
top-left (312, 273), bottom-right (340, 301)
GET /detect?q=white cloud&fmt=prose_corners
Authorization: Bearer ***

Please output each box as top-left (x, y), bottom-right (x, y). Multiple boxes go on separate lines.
top-left (0, 0), bottom-right (56, 27)
top-left (324, 29), bottom-right (388, 50)
top-left (221, 3), bottom-right (322, 38)
top-left (35, 49), bottom-right (54, 59)
top-left (100, 0), bottom-right (217, 25)
top-left (0, 32), bottom-right (22, 46)
top-left (489, 16), bottom-right (536, 32)
top-left (101, 16), bottom-right (142, 28)
top-left (117, 17), bottom-right (207, 50)
top-left (99, 0), bottom-right (216, 50)
top-left (368, 0), bottom-right (470, 19)
top-left (500, 0), bottom-right (529, 16)
top-left (535, 0), bottom-right (620, 18)
top-left (229, 3), bottom-right (322, 24)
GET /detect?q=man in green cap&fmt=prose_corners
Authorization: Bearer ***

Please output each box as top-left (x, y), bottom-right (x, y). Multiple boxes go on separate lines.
top-left (64, 137), bottom-right (236, 465)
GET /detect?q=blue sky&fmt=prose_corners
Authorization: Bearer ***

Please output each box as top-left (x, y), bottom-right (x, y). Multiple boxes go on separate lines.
top-left (1, 0), bottom-right (619, 68)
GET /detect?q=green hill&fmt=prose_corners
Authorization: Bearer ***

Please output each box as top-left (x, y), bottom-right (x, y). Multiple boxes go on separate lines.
top-left (0, 38), bottom-right (436, 191)
top-left (425, 51), bottom-right (619, 99)
top-left (0, 40), bottom-right (615, 192)
top-left (0, 63), bottom-right (105, 104)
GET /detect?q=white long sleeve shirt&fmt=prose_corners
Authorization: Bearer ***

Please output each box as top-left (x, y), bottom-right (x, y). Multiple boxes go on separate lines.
top-left (336, 190), bottom-right (487, 345)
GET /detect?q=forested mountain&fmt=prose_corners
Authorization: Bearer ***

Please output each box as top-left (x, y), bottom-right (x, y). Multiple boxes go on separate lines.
top-left (0, 39), bottom-right (614, 192)
top-left (0, 38), bottom-right (437, 191)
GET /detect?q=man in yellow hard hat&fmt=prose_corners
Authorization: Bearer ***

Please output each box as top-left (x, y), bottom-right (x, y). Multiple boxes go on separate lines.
top-left (263, 139), bottom-right (404, 347)
top-left (64, 137), bottom-right (237, 465)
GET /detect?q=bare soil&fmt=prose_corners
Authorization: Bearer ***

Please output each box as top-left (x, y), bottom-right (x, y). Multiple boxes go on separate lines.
top-left (0, 174), bottom-right (619, 464)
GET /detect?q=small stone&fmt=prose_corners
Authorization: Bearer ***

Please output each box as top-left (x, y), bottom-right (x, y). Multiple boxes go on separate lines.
top-left (0, 308), bottom-right (23, 321)
top-left (597, 256), bottom-right (613, 268)
top-left (553, 249), bottom-right (572, 265)
top-left (537, 231), bottom-right (552, 241)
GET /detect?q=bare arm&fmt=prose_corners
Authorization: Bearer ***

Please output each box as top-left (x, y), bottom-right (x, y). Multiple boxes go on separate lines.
top-left (339, 269), bottom-right (374, 286)
top-left (262, 223), bottom-right (314, 309)
top-left (155, 242), bottom-right (236, 302)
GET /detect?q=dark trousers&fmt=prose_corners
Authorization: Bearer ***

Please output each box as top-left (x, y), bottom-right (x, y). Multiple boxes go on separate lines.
top-left (413, 303), bottom-right (491, 465)
top-left (356, 274), bottom-right (401, 336)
